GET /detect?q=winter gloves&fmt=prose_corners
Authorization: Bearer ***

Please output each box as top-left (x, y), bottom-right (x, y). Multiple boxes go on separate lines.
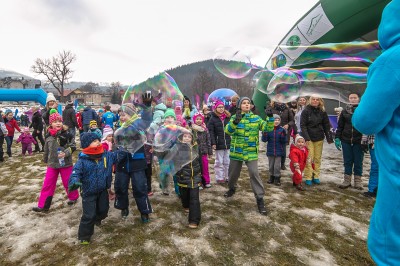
top-left (361, 143), bottom-right (369, 153)
top-left (68, 181), bottom-right (82, 192)
top-left (335, 138), bottom-right (342, 151)
top-left (233, 109), bottom-right (242, 125)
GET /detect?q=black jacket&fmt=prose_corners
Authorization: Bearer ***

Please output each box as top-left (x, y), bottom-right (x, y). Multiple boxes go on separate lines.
top-left (300, 105), bottom-right (332, 142)
top-left (30, 111), bottom-right (44, 132)
top-left (271, 104), bottom-right (296, 142)
top-left (207, 112), bottom-right (231, 150)
top-left (175, 143), bottom-right (202, 189)
top-left (335, 104), bottom-right (362, 144)
top-left (62, 104), bottom-right (77, 129)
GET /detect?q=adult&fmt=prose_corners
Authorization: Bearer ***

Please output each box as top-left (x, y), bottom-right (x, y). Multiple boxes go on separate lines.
top-left (62, 101), bottom-right (78, 144)
top-left (76, 106), bottom-right (84, 135)
top-left (270, 101), bottom-right (295, 170)
top-left (300, 95), bottom-right (333, 185)
top-left (362, 135), bottom-right (378, 198)
top-left (207, 101), bottom-right (231, 183)
top-left (335, 93), bottom-right (364, 190)
top-left (20, 112), bottom-right (30, 127)
top-left (202, 104), bottom-right (211, 125)
top-left (4, 109), bottom-right (21, 157)
top-left (228, 94), bottom-right (239, 116)
top-left (96, 109), bottom-right (104, 131)
top-left (30, 106), bottom-right (45, 152)
top-left (41, 93), bottom-right (58, 127)
top-left (294, 96), bottom-right (307, 136)
top-left (182, 95), bottom-right (197, 127)
top-left (0, 113), bottom-right (8, 162)
top-left (352, 1), bottom-right (400, 263)
top-left (81, 105), bottom-right (98, 132)
top-left (102, 106), bottom-right (117, 129)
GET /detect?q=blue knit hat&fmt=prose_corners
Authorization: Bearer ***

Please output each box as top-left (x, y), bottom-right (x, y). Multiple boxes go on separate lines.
top-left (80, 132), bottom-right (100, 149)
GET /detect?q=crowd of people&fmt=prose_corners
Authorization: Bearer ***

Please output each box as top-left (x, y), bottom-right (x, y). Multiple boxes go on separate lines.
top-left (0, 91), bottom-right (378, 245)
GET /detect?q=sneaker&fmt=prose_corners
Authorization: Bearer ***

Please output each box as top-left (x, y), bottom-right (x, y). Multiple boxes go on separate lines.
top-left (199, 186), bottom-right (204, 190)
top-left (305, 180), bottom-right (312, 186)
top-left (224, 189), bottom-right (235, 198)
top-left (296, 184), bottom-right (306, 191)
top-left (188, 223), bottom-right (198, 229)
top-left (67, 200), bottom-right (77, 206)
top-left (312, 179), bottom-right (320, 185)
top-left (141, 214), bottom-right (150, 223)
top-left (121, 209), bottom-right (129, 218)
top-left (205, 184), bottom-right (212, 188)
top-left (363, 191), bottom-right (377, 198)
top-left (32, 207), bottom-right (49, 213)
top-left (147, 191), bottom-right (154, 196)
top-left (80, 240), bottom-right (90, 245)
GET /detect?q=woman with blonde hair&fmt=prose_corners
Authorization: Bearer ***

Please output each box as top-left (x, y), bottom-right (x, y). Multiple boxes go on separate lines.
top-left (300, 95), bottom-right (333, 185)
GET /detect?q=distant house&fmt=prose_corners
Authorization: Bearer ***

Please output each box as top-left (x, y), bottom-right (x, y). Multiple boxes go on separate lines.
top-left (0, 77), bottom-right (41, 88)
top-left (69, 89), bottom-right (103, 105)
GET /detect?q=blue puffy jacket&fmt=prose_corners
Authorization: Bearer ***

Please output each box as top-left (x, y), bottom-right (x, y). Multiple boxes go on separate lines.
top-left (261, 126), bottom-right (286, 157)
top-left (69, 151), bottom-right (117, 197)
top-left (82, 107), bottom-right (98, 126)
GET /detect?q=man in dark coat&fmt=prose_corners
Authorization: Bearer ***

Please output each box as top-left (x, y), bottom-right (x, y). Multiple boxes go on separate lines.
top-left (62, 101), bottom-right (78, 144)
top-left (30, 106), bottom-right (45, 152)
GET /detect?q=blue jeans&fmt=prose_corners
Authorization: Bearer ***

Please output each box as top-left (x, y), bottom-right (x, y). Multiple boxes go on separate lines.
top-left (341, 142), bottom-right (364, 176)
top-left (5, 136), bottom-right (14, 156)
top-left (114, 169), bottom-right (152, 215)
top-left (368, 148), bottom-right (379, 192)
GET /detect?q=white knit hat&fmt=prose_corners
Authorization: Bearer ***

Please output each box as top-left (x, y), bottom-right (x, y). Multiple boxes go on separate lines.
top-left (102, 125), bottom-right (114, 141)
top-left (46, 93), bottom-right (56, 103)
top-left (295, 135), bottom-right (305, 144)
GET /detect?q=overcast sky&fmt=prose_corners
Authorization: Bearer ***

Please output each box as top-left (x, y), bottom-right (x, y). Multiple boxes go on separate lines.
top-left (1, 0), bottom-right (319, 85)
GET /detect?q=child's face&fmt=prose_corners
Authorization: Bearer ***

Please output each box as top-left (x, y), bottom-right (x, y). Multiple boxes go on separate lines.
top-left (119, 112), bottom-right (130, 122)
top-left (182, 133), bottom-right (192, 143)
top-left (51, 120), bottom-right (63, 130)
top-left (106, 135), bottom-right (113, 142)
top-left (241, 100), bottom-right (251, 112)
top-left (195, 116), bottom-right (203, 125)
top-left (90, 125), bottom-right (98, 129)
top-left (184, 100), bottom-right (190, 107)
top-left (274, 119), bottom-right (281, 126)
top-left (232, 98), bottom-right (237, 106)
top-left (296, 138), bottom-right (305, 149)
top-left (164, 116), bottom-right (176, 125)
top-left (89, 139), bottom-right (101, 147)
top-left (215, 105), bottom-right (224, 114)
top-left (6, 113), bottom-right (13, 120)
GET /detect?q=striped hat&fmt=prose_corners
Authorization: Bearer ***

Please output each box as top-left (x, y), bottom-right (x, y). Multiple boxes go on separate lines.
top-left (89, 120), bottom-right (97, 127)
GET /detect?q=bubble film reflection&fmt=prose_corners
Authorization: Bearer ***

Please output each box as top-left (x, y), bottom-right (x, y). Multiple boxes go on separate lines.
top-left (213, 47), bottom-right (252, 79)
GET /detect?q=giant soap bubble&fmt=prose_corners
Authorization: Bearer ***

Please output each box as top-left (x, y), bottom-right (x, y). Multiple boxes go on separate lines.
top-left (207, 88), bottom-right (237, 110)
top-left (213, 47), bottom-right (252, 79)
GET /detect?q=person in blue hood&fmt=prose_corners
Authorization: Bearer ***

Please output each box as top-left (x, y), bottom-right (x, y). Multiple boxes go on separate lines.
top-left (352, 1), bottom-right (400, 264)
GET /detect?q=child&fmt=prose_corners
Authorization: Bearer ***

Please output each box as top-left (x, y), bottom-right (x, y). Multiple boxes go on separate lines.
top-left (182, 95), bottom-right (198, 127)
top-left (0, 113), bottom-right (8, 162)
top-left (173, 101), bottom-right (187, 128)
top-left (88, 120), bottom-right (102, 139)
top-left (32, 110), bottom-right (79, 212)
top-left (173, 131), bottom-right (202, 228)
top-left (289, 135), bottom-right (309, 191)
top-left (4, 109), bottom-right (21, 157)
top-left (262, 114), bottom-right (286, 186)
top-left (114, 95), bottom-right (153, 222)
top-left (192, 112), bottom-right (213, 188)
top-left (224, 97), bottom-right (274, 215)
top-left (16, 127), bottom-right (37, 156)
top-left (101, 125), bottom-right (114, 151)
top-left (207, 101), bottom-right (231, 183)
top-left (68, 132), bottom-right (116, 245)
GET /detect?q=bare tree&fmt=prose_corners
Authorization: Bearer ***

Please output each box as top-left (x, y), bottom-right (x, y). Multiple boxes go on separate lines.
top-left (31, 50), bottom-right (76, 102)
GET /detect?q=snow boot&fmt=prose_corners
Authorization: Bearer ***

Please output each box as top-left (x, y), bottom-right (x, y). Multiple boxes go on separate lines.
top-left (224, 188), bottom-right (236, 198)
top-left (296, 183), bottom-right (306, 191)
top-left (274, 176), bottom-right (281, 186)
top-left (267, 175), bottom-right (275, 184)
top-left (353, 175), bottom-right (363, 190)
top-left (338, 174), bottom-right (352, 189)
top-left (256, 198), bottom-right (268, 215)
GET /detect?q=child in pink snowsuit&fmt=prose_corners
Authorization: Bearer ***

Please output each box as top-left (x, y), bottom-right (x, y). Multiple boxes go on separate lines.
top-left (32, 110), bottom-right (79, 212)
top-left (16, 127), bottom-right (37, 156)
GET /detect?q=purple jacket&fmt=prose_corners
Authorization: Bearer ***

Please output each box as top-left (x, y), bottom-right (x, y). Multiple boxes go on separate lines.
top-left (16, 133), bottom-right (37, 145)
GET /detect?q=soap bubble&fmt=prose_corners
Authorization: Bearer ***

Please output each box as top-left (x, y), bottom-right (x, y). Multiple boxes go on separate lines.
top-left (206, 88), bottom-right (237, 109)
top-left (213, 47), bottom-right (252, 79)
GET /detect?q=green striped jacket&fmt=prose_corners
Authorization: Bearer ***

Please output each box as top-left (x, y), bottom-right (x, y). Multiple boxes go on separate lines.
top-left (225, 112), bottom-right (274, 161)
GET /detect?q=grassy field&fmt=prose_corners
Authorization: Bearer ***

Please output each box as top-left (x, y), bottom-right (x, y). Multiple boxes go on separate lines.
top-left (0, 141), bottom-right (375, 265)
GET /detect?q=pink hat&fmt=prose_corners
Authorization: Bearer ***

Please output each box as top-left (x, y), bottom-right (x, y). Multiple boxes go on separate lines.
top-left (213, 100), bottom-right (224, 111)
top-left (24, 127), bottom-right (30, 133)
top-left (49, 111), bottom-right (63, 125)
top-left (192, 112), bottom-right (204, 123)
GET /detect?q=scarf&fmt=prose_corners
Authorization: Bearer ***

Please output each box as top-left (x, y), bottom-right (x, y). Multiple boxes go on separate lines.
top-left (102, 140), bottom-right (113, 151)
top-left (82, 145), bottom-right (104, 155)
top-left (48, 127), bottom-right (61, 136)
top-left (192, 123), bottom-right (206, 132)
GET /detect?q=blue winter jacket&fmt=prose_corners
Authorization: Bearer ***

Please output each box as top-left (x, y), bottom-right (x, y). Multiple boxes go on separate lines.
top-left (82, 107), bottom-right (98, 126)
top-left (352, 1), bottom-right (400, 265)
top-left (102, 111), bottom-right (116, 128)
top-left (261, 126), bottom-right (286, 157)
top-left (68, 151), bottom-right (117, 197)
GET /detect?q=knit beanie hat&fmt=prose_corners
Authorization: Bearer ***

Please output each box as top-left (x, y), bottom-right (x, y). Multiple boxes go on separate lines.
top-left (98, 109), bottom-right (104, 113)
top-left (213, 100), bottom-right (224, 111)
top-left (120, 103), bottom-right (136, 117)
top-left (89, 120), bottom-right (97, 127)
top-left (80, 132), bottom-right (100, 149)
top-left (238, 97), bottom-right (251, 108)
top-left (193, 112), bottom-right (204, 123)
top-left (66, 100), bottom-right (73, 105)
top-left (273, 114), bottom-right (281, 121)
top-left (24, 127), bottom-right (30, 133)
top-left (5, 109), bottom-right (13, 115)
top-left (77, 105), bottom-right (84, 111)
top-left (164, 108), bottom-right (176, 120)
top-left (46, 93), bottom-right (56, 103)
top-left (102, 125), bottom-right (114, 141)
top-left (295, 135), bottom-right (305, 144)
top-left (49, 109), bottom-right (63, 124)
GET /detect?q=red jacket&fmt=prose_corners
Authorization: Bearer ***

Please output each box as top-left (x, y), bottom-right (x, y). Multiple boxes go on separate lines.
top-left (4, 118), bottom-right (21, 136)
top-left (289, 144), bottom-right (308, 172)
top-left (76, 113), bottom-right (83, 130)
